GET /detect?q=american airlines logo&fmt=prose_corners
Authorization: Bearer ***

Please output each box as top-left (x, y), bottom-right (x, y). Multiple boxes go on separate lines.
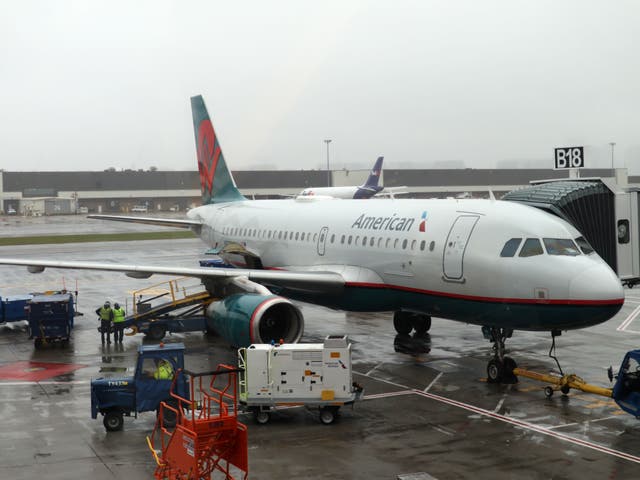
top-left (352, 213), bottom-right (420, 232)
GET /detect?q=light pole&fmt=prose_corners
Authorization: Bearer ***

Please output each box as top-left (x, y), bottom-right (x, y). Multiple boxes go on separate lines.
top-left (609, 142), bottom-right (616, 170)
top-left (324, 139), bottom-right (332, 187)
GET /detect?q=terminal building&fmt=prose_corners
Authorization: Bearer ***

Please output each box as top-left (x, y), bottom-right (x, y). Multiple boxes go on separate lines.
top-left (0, 167), bottom-right (636, 215)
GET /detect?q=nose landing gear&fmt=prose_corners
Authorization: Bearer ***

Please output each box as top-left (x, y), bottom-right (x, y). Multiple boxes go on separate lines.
top-left (483, 326), bottom-right (518, 384)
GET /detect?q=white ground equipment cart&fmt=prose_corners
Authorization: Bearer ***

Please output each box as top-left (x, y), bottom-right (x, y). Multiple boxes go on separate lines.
top-left (238, 335), bottom-right (363, 424)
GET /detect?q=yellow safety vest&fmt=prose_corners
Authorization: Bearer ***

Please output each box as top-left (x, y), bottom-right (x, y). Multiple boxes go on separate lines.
top-left (98, 307), bottom-right (112, 321)
top-left (154, 362), bottom-right (174, 380)
top-left (113, 307), bottom-right (126, 323)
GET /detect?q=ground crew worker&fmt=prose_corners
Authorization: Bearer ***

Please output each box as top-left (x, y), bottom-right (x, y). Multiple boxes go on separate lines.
top-left (95, 301), bottom-right (114, 345)
top-left (153, 359), bottom-right (174, 380)
top-left (112, 302), bottom-right (126, 344)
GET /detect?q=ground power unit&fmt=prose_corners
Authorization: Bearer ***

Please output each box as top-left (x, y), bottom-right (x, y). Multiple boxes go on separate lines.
top-left (238, 335), bottom-right (363, 424)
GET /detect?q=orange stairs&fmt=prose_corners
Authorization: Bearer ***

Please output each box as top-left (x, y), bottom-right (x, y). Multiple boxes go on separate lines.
top-left (148, 365), bottom-right (248, 479)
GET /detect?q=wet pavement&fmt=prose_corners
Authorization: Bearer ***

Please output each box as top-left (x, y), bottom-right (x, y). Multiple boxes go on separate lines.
top-left (1, 217), bottom-right (640, 478)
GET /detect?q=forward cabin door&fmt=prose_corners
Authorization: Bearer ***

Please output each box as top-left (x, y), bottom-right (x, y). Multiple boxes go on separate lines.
top-left (443, 215), bottom-right (479, 281)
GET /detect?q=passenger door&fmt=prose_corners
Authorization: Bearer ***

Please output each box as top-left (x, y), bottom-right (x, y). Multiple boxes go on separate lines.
top-left (443, 215), bottom-right (479, 281)
top-left (317, 226), bottom-right (329, 256)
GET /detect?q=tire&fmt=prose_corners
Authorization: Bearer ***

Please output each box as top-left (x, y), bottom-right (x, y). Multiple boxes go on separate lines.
top-left (319, 407), bottom-right (336, 425)
top-left (253, 409), bottom-right (270, 425)
top-left (146, 323), bottom-right (166, 341)
top-left (393, 312), bottom-right (413, 335)
top-left (487, 358), bottom-right (504, 383)
top-left (502, 357), bottom-right (518, 384)
top-left (412, 315), bottom-right (432, 336)
top-left (103, 411), bottom-right (124, 432)
top-left (544, 386), bottom-right (554, 399)
top-left (560, 385), bottom-right (571, 395)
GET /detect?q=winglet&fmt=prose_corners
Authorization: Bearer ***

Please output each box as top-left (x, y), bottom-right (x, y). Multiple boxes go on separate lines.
top-left (190, 95), bottom-right (246, 204)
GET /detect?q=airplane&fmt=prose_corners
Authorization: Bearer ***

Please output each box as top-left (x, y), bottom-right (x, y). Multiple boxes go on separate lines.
top-left (0, 95), bottom-right (625, 384)
top-left (299, 156), bottom-right (384, 199)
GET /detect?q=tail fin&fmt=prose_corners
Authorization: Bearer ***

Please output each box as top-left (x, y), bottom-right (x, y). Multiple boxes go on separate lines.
top-left (191, 95), bottom-right (246, 204)
top-left (363, 156), bottom-right (384, 187)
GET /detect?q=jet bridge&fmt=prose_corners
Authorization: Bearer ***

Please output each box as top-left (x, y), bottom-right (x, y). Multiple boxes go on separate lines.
top-left (502, 171), bottom-right (640, 286)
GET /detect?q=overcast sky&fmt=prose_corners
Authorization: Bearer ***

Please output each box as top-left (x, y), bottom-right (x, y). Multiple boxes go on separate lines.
top-left (1, 1), bottom-right (638, 173)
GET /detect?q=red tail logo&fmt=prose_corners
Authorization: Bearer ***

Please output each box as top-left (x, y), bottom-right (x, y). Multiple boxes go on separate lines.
top-left (197, 119), bottom-right (221, 195)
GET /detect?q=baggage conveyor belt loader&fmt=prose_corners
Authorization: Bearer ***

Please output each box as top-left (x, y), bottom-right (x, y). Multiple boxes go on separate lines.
top-left (238, 335), bottom-right (364, 425)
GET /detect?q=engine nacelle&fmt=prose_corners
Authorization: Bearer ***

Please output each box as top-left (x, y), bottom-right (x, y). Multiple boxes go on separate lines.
top-left (206, 294), bottom-right (304, 347)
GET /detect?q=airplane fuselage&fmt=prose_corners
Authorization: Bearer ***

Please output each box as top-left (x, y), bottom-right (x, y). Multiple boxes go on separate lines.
top-left (188, 197), bottom-right (624, 331)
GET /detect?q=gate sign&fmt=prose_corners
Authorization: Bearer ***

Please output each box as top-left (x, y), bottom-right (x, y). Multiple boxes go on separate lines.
top-left (554, 146), bottom-right (584, 169)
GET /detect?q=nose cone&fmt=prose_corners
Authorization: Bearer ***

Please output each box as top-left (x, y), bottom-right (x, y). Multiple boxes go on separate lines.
top-left (570, 263), bottom-right (624, 303)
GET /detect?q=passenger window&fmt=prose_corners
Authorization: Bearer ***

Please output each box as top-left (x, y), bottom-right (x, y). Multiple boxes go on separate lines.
top-left (420, 240), bottom-right (426, 251)
top-left (278, 231), bottom-right (282, 240)
top-left (330, 234), bottom-right (335, 243)
top-left (300, 232), bottom-right (305, 241)
top-left (295, 232), bottom-right (299, 241)
top-left (543, 238), bottom-right (580, 256)
top-left (377, 238), bottom-right (382, 248)
top-left (341, 235), bottom-right (345, 244)
top-left (394, 238), bottom-right (399, 249)
top-left (429, 241), bottom-right (435, 251)
top-left (313, 233), bottom-right (317, 242)
top-left (386, 238), bottom-right (390, 248)
top-left (519, 238), bottom-right (543, 257)
top-left (575, 236), bottom-right (594, 255)
top-left (411, 240), bottom-right (416, 250)
top-left (348, 235), bottom-right (352, 245)
top-left (370, 237), bottom-right (375, 247)
top-left (500, 238), bottom-right (522, 257)
top-left (402, 239), bottom-right (408, 249)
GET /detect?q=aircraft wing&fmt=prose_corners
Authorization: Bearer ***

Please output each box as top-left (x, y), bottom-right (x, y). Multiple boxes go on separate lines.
top-left (87, 215), bottom-right (202, 230)
top-left (0, 258), bottom-right (345, 294)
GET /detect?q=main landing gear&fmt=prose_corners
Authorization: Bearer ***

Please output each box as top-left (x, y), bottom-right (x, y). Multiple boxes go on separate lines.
top-left (393, 311), bottom-right (431, 336)
top-left (483, 326), bottom-right (518, 384)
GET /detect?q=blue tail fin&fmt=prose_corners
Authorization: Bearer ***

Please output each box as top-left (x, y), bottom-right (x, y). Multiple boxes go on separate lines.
top-left (363, 156), bottom-right (384, 187)
top-left (191, 95), bottom-right (246, 204)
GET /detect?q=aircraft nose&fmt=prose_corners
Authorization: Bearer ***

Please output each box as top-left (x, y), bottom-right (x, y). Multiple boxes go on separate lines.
top-left (569, 263), bottom-right (624, 302)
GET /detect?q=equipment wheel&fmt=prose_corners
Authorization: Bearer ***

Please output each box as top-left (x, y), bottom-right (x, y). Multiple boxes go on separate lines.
top-left (393, 312), bottom-right (412, 335)
top-left (103, 411), bottom-right (124, 431)
top-left (146, 323), bottom-right (166, 341)
top-left (544, 386), bottom-right (554, 399)
top-left (502, 356), bottom-right (518, 384)
top-left (412, 315), bottom-right (432, 336)
top-left (487, 358), bottom-right (504, 383)
top-left (560, 385), bottom-right (570, 395)
top-left (319, 407), bottom-right (337, 425)
top-left (253, 408), bottom-right (270, 425)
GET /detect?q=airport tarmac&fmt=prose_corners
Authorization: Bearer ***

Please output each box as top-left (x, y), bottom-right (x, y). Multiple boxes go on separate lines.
top-left (1, 218), bottom-right (640, 479)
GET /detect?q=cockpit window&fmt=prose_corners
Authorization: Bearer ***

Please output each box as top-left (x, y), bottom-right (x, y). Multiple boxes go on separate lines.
top-left (519, 238), bottom-right (543, 257)
top-left (500, 238), bottom-right (522, 257)
top-left (543, 238), bottom-right (580, 256)
top-left (575, 236), bottom-right (594, 255)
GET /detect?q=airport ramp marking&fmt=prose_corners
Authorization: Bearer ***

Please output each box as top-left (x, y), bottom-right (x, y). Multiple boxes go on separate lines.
top-left (617, 304), bottom-right (640, 332)
top-left (356, 368), bottom-right (640, 464)
top-left (0, 361), bottom-right (86, 381)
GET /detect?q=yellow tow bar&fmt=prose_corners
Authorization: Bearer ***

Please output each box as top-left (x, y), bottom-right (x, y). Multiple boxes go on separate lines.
top-left (512, 367), bottom-right (613, 399)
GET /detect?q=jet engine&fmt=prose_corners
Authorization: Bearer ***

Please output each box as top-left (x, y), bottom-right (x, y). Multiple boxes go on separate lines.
top-left (206, 293), bottom-right (304, 347)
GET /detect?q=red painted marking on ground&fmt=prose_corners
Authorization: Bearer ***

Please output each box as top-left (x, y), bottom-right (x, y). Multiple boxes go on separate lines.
top-left (0, 361), bottom-right (86, 381)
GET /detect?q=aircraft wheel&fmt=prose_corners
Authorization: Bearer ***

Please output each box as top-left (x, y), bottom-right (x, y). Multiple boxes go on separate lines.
top-left (146, 323), bottom-right (166, 341)
top-left (393, 312), bottom-right (412, 335)
top-left (319, 407), bottom-right (337, 425)
top-left (502, 357), bottom-right (518, 384)
top-left (412, 315), bottom-right (431, 336)
top-left (103, 410), bottom-right (124, 432)
top-left (253, 408), bottom-right (270, 425)
top-left (487, 358), bottom-right (504, 383)
top-left (544, 386), bottom-right (554, 399)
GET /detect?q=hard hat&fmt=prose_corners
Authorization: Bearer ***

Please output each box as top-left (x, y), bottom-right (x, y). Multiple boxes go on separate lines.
top-left (104, 301), bottom-right (111, 307)
top-left (114, 302), bottom-right (120, 308)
